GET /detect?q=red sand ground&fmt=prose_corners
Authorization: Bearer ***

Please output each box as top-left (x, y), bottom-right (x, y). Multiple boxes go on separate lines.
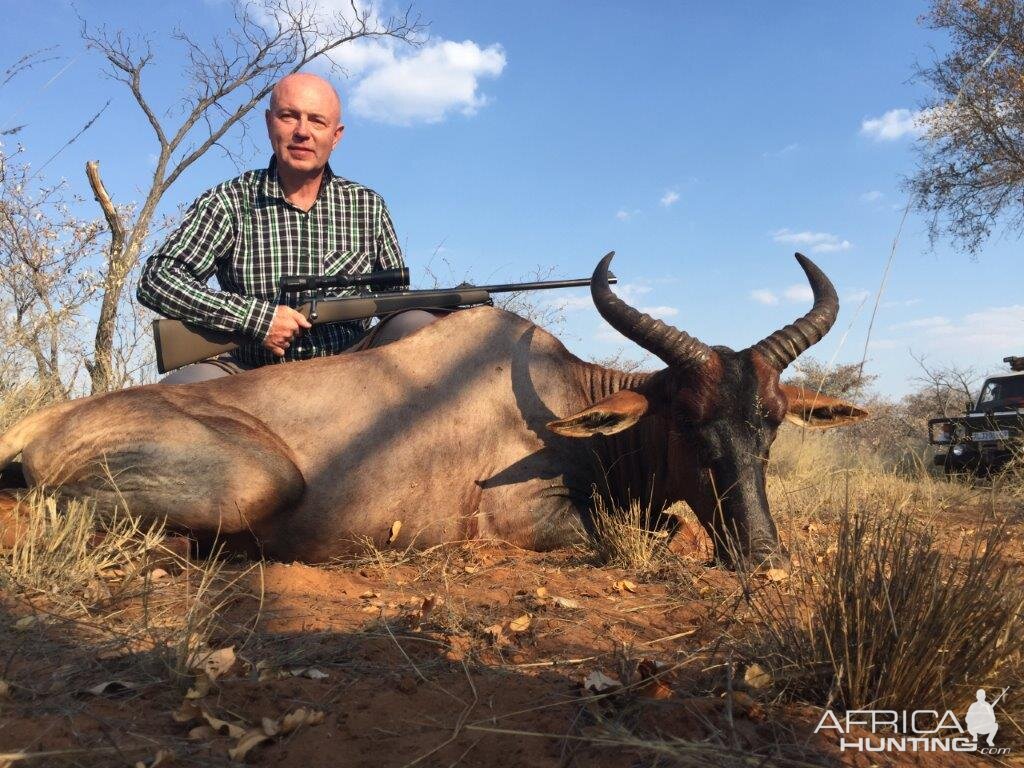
top-left (0, 513), bottom-right (1020, 767)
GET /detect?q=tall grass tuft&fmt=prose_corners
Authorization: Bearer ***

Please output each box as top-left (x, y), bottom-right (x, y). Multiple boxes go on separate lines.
top-left (742, 504), bottom-right (1023, 712)
top-left (585, 492), bottom-right (673, 570)
top-left (1, 489), bottom-right (164, 600)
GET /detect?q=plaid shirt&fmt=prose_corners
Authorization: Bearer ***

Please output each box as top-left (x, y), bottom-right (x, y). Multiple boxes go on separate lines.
top-left (137, 157), bottom-right (405, 368)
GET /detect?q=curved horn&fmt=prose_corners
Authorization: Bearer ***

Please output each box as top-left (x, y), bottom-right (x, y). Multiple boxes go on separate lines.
top-left (751, 253), bottom-right (838, 370)
top-left (591, 252), bottom-right (714, 368)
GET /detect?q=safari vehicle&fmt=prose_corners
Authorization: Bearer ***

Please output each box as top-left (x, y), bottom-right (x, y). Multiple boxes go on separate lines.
top-left (929, 356), bottom-right (1024, 476)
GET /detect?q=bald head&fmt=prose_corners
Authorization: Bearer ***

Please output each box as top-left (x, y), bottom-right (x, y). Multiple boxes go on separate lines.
top-left (270, 73), bottom-right (342, 122)
top-left (265, 72), bottom-right (345, 182)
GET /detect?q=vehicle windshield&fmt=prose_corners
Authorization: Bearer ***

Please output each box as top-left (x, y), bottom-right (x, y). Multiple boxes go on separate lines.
top-left (977, 376), bottom-right (1024, 409)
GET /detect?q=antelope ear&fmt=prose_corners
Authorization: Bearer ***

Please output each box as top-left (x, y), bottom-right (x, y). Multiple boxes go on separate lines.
top-left (781, 384), bottom-right (869, 429)
top-left (547, 389), bottom-right (650, 437)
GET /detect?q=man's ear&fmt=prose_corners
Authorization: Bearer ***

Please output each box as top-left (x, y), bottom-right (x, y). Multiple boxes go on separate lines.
top-left (547, 389), bottom-right (650, 438)
top-left (781, 384), bottom-right (869, 429)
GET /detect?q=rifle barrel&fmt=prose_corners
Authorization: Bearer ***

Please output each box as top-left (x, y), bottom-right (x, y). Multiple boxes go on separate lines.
top-left (475, 274), bottom-right (617, 294)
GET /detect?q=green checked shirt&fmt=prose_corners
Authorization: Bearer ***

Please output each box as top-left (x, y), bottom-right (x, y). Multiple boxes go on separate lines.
top-left (137, 157), bottom-right (406, 368)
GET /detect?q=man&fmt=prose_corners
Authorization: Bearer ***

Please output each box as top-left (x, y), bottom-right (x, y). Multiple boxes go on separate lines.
top-left (138, 72), bottom-right (435, 383)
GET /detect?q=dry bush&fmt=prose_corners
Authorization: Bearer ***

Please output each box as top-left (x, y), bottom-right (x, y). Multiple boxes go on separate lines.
top-left (740, 503), bottom-right (1023, 714)
top-left (584, 492), bottom-right (673, 571)
top-left (0, 489), bottom-right (164, 601)
top-left (0, 487), bottom-right (254, 690)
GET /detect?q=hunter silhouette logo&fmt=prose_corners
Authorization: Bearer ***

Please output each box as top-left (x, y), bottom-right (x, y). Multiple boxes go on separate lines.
top-left (814, 687), bottom-right (1011, 755)
top-left (965, 688), bottom-right (1005, 748)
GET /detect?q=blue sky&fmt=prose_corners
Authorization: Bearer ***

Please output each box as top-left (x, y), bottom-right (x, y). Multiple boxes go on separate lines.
top-left (1, 0), bottom-right (1021, 396)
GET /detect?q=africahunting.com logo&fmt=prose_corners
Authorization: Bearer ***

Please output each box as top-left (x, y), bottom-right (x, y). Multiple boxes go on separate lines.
top-left (815, 688), bottom-right (1010, 755)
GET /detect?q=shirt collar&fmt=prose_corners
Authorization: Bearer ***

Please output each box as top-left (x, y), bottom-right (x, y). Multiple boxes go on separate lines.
top-left (263, 155), bottom-right (336, 202)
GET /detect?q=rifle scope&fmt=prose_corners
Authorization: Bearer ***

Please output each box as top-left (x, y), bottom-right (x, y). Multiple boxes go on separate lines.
top-left (279, 267), bottom-right (409, 293)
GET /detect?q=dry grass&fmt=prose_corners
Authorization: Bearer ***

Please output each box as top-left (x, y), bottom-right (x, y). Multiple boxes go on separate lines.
top-left (725, 423), bottom-right (1024, 749)
top-left (0, 489), bottom-right (165, 607)
top-left (584, 492), bottom-right (674, 571)
top-left (740, 506), bottom-right (1023, 710)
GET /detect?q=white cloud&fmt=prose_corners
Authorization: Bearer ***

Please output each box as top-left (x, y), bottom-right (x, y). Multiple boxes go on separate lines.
top-left (845, 288), bottom-right (871, 303)
top-left (783, 284), bottom-right (814, 303)
top-left (859, 190), bottom-right (884, 203)
top-left (660, 190), bottom-right (680, 207)
top-left (750, 289), bottom-right (779, 306)
top-left (616, 283), bottom-right (652, 304)
top-left (763, 142), bottom-right (799, 158)
top-left (772, 228), bottom-right (852, 254)
top-left (903, 305), bottom-right (1024, 353)
top-left (639, 305), bottom-right (679, 318)
top-left (543, 293), bottom-right (592, 312)
top-left (252, 1), bottom-right (504, 126)
top-left (889, 316), bottom-right (951, 331)
top-left (350, 40), bottom-right (506, 125)
top-left (615, 209), bottom-right (633, 221)
top-left (881, 297), bottom-right (923, 308)
top-left (860, 108), bottom-right (928, 141)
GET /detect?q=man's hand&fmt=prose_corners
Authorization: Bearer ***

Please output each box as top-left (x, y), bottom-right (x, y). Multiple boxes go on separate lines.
top-left (264, 305), bottom-right (312, 357)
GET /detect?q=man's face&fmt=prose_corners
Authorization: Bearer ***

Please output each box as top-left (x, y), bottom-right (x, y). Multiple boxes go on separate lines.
top-left (265, 75), bottom-right (344, 177)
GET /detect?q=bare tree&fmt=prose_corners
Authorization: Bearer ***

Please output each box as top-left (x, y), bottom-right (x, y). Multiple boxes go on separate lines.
top-left (783, 356), bottom-right (878, 400)
top-left (909, 350), bottom-right (980, 417)
top-left (81, 0), bottom-right (423, 393)
top-left (910, 0), bottom-right (1024, 254)
top-left (0, 148), bottom-right (105, 400)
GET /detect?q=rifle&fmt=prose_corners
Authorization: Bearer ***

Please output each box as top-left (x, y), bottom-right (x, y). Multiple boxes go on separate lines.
top-left (152, 262), bottom-right (617, 373)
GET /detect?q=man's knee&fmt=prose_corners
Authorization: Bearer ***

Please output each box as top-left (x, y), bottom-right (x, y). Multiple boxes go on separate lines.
top-left (159, 360), bottom-right (234, 385)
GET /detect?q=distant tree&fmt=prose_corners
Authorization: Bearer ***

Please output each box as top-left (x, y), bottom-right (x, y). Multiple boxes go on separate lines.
top-left (0, 149), bottom-right (105, 400)
top-left (910, 0), bottom-right (1024, 254)
top-left (908, 351), bottom-right (981, 417)
top-left (80, 0), bottom-right (423, 393)
top-left (783, 357), bottom-right (877, 401)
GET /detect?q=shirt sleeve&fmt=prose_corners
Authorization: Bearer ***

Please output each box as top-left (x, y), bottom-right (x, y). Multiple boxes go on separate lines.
top-left (374, 197), bottom-right (408, 287)
top-left (136, 192), bottom-right (276, 342)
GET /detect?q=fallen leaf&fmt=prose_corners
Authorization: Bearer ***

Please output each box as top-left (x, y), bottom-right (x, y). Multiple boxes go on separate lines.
top-left (535, 587), bottom-right (549, 599)
top-left (289, 668), bottom-right (329, 680)
top-left (201, 710), bottom-right (246, 739)
top-left (583, 670), bottom-right (620, 693)
top-left (133, 748), bottom-right (174, 768)
top-left (637, 659), bottom-right (673, 699)
top-left (483, 623), bottom-right (506, 645)
top-left (551, 596), bottom-right (579, 610)
top-left (359, 590), bottom-right (379, 599)
top-left (187, 725), bottom-right (215, 741)
top-left (508, 614), bottom-right (531, 633)
top-left (190, 646), bottom-right (236, 680)
top-left (149, 568), bottom-right (170, 580)
top-left (261, 717), bottom-right (280, 736)
top-left (743, 663), bottom-right (772, 689)
top-left (444, 635), bottom-right (472, 662)
top-left (185, 674), bottom-right (212, 700)
top-left (463, 565), bottom-right (479, 574)
top-left (387, 520), bottom-right (402, 544)
top-left (85, 680), bottom-right (140, 696)
top-left (13, 616), bottom-right (36, 631)
top-left (172, 701), bottom-right (202, 724)
top-left (280, 708), bottom-right (324, 733)
top-left (0, 680), bottom-right (9, 700)
top-left (419, 594), bottom-right (438, 622)
top-left (761, 568), bottom-right (789, 582)
top-left (228, 728), bottom-right (271, 761)
top-left (612, 580), bottom-right (637, 594)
